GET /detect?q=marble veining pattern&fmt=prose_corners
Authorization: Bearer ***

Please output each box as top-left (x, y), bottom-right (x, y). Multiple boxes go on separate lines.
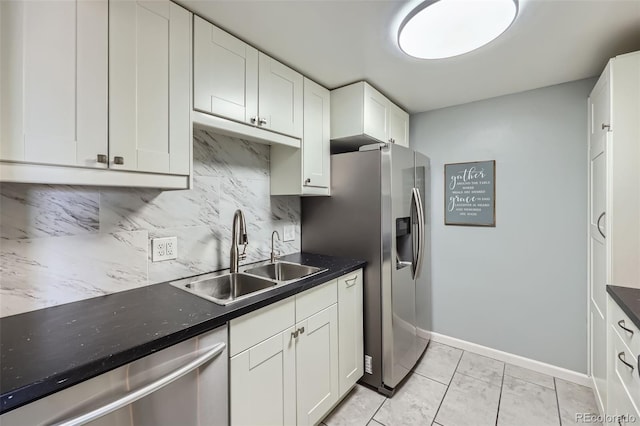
top-left (321, 341), bottom-right (601, 426)
top-left (0, 231), bottom-right (148, 317)
top-left (0, 184), bottom-right (99, 239)
top-left (0, 130), bottom-right (301, 317)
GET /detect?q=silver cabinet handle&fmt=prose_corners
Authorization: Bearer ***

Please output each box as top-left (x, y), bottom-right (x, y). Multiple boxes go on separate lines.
top-left (618, 320), bottom-right (634, 335)
top-left (345, 277), bottom-right (357, 287)
top-left (113, 156), bottom-right (124, 165)
top-left (291, 330), bottom-right (299, 338)
top-left (602, 124), bottom-right (610, 131)
top-left (258, 117), bottom-right (267, 126)
top-left (299, 327), bottom-right (304, 335)
top-left (304, 178), bottom-right (311, 185)
top-left (618, 351), bottom-right (634, 371)
top-left (96, 154), bottom-right (107, 164)
top-left (596, 212), bottom-right (606, 238)
top-left (250, 116), bottom-right (257, 124)
top-left (53, 342), bottom-right (226, 426)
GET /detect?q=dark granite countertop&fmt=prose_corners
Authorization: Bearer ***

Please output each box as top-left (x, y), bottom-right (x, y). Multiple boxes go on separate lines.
top-left (607, 285), bottom-right (640, 330)
top-left (0, 252), bottom-right (365, 414)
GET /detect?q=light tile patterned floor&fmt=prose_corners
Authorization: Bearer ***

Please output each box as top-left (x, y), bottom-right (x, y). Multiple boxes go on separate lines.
top-left (321, 342), bottom-right (601, 426)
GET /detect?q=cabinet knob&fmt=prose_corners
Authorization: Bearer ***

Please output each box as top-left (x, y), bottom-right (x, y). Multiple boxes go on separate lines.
top-left (113, 156), bottom-right (124, 165)
top-left (96, 154), bottom-right (107, 164)
top-left (602, 124), bottom-right (610, 131)
top-left (304, 178), bottom-right (311, 185)
top-left (291, 330), bottom-right (299, 339)
top-left (299, 327), bottom-right (304, 335)
top-left (250, 116), bottom-right (257, 124)
top-left (258, 117), bottom-right (267, 126)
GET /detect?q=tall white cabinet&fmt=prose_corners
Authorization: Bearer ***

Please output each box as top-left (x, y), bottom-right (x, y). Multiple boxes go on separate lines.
top-left (0, 0), bottom-right (108, 168)
top-left (588, 50), bottom-right (640, 415)
top-left (271, 78), bottom-right (331, 196)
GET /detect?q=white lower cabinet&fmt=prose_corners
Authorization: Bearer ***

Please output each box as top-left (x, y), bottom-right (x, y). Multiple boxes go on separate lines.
top-left (337, 270), bottom-right (364, 395)
top-left (230, 328), bottom-right (297, 426)
top-left (230, 269), bottom-right (363, 426)
top-left (606, 296), bottom-right (640, 424)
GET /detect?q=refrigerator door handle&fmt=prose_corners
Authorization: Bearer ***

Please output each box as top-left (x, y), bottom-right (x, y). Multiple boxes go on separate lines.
top-left (412, 188), bottom-right (425, 279)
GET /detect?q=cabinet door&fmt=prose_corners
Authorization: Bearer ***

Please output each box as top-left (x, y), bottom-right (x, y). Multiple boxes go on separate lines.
top-left (231, 329), bottom-right (296, 426)
top-left (363, 83), bottom-right (389, 143)
top-left (296, 304), bottom-right (339, 426)
top-left (337, 270), bottom-right (364, 395)
top-left (303, 78), bottom-right (330, 189)
top-left (0, 0), bottom-right (108, 168)
top-left (588, 68), bottom-right (609, 412)
top-left (193, 16), bottom-right (258, 125)
top-left (258, 53), bottom-right (303, 138)
top-left (109, 0), bottom-right (190, 175)
top-left (389, 102), bottom-right (410, 147)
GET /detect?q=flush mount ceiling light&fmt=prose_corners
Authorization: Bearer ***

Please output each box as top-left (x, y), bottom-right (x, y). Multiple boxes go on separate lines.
top-left (398, 0), bottom-right (518, 60)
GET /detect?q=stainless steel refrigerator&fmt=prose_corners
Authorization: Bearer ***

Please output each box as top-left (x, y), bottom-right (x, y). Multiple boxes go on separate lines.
top-left (301, 142), bottom-right (430, 396)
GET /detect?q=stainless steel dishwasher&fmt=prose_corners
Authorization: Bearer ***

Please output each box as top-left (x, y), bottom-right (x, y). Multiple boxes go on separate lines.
top-left (0, 325), bottom-right (228, 426)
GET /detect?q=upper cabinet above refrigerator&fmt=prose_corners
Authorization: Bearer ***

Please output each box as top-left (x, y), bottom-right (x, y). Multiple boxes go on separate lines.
top-left (330, 82), bottom-right (409, 152)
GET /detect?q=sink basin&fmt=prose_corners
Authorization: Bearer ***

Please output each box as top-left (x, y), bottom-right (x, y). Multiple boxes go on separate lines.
top-left (243, 261), bottom-right (326, 282)
top-left (174, 273), bottom-right (277, 305)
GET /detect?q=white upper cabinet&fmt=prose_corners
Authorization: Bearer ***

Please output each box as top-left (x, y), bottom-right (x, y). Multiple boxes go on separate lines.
top-left (302, 78), bottom-right (331, 190)
top-left (193, 15), bottom-right (258, 124)
top-left (0, 0), bottom-right (108, 168)
top-left (362, 83), bottom-right (389, 143)
top-left (109, 0), bottom-right (191, 175)
top-left (193, 17), bottom-right (303, 140)
top-left (331, 81), bottom-right (410, 149)
top-left (271, 77), bottom-right (330, 196)
top-left (258, 53), bottom-right (304, 138)
top-left (388, 102), bottom-right (410, 148)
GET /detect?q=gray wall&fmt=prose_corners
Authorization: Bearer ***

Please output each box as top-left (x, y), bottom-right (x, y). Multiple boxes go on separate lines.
top-left (411, 78), bottom-right (596, 373)
top-left (0, 130), bottom-right (301, 317)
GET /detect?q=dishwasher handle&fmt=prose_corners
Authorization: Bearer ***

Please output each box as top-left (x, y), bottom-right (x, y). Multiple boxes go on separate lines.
top-left (52, 342), bottom-right (226, 426)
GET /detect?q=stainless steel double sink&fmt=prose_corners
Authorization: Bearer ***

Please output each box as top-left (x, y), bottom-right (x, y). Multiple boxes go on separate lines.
top-left (170, 261), bottom-right (327, 306)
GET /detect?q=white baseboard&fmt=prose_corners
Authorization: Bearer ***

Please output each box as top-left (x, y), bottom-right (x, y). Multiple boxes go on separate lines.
top-left (420, 329), bottom-right (592, 388)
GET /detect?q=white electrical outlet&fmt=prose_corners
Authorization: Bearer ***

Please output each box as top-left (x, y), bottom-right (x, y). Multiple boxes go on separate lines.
top-left (152, 237), bottom-right (177, 262)
top-left (283, 225), bottom-right (295, 242)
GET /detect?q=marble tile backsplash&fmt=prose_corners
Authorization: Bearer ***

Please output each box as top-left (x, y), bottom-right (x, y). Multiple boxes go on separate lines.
top-left (0, 129), bottom-right (301, 317)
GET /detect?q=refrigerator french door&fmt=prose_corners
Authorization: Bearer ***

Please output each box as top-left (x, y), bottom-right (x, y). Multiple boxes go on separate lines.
top-left (302, 143), bottom-right (430, 395)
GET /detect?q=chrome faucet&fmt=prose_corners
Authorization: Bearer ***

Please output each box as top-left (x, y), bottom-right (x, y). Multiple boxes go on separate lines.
top-left (271, 230), bottom-right (281, 263)
top-left (230, 210), bottom-right (248, 273)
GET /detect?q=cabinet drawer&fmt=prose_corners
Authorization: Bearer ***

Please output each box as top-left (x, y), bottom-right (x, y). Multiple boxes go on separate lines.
top-left (296, 279), bottom-right (337, 322)
top-left (609, 297), bottom-right (640, 357)
top-left (230, 297), bottom-right (295, 356)
top-left (612, 328), bottom-right (640, 411)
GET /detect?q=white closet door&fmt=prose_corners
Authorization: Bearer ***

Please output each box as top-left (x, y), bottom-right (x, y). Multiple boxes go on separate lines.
top-left (588, 65), bottom-right (610, 412)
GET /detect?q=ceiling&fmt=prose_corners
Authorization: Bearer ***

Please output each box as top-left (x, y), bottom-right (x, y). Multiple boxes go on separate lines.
top-left (179, 0), bottom-right (640, 113)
